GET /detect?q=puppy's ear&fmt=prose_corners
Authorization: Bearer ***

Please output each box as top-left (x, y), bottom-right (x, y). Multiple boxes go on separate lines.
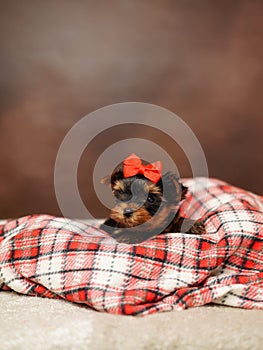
top-left (100, 175), bottom-right (111, 185)
top-left (100, 166), bottom-right (124, 186)
top-left (160, 172), bottom-right (188, 203)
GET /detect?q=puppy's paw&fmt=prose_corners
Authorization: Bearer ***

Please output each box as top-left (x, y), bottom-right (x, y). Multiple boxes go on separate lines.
top-left (111, 230), bottom-right (140, 244)
top-left (187, 220), bottom-right (206, 235)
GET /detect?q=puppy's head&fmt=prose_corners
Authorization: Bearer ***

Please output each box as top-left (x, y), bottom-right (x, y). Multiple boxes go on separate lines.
top-left (101, 155), bottom-right (187, 229)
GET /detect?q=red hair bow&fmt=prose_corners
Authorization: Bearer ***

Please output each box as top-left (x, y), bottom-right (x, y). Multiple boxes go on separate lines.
top-left (123, 153), bottom-right (162, 183)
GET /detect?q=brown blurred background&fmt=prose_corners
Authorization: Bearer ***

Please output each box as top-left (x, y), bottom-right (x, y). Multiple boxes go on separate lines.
top-left (0, 0), bottom-right (262, 219)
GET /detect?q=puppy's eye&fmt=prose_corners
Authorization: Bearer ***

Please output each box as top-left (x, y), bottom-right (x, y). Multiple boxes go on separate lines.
top-left (147, 194), bottom-right (155, 203)
top-left (120, 194), bottom-right (131, 202)
top-left (114, 191), bottom-right (131, 202)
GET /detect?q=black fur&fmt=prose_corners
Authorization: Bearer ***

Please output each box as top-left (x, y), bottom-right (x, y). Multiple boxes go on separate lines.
top-left (100, 162), bottom-right (205, 243)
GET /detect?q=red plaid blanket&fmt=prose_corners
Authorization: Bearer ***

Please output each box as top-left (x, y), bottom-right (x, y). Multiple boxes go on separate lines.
top-left (0, 178), bottom-right (262, 316)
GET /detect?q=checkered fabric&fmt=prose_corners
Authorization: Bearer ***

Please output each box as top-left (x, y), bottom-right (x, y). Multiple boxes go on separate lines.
top-left (0, 178), bottom-right (262, 316)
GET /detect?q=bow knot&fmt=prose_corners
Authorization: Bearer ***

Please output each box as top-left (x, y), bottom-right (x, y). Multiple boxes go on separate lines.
top-left (123, 154), bottom-right (162, 183)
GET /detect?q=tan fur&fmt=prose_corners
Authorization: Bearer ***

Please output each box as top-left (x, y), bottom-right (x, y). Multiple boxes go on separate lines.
top-left (112, 180), bottom-right (125, 192)
top-left (146, 183), bottom-right (162, 195)
top-left (100, 159), bottom-right (205, 243)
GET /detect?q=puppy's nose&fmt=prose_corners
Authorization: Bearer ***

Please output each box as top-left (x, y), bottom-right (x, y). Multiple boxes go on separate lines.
top-left (123, 208), bottom-right (133, 218)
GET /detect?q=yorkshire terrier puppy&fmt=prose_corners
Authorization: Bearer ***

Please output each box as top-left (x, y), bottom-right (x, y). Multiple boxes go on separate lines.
top-left (100, 154), bottom-right (205, 244)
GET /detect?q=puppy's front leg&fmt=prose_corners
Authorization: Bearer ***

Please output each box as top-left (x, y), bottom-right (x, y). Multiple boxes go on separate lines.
top-left (183, 218), bottom-right (206, 234)
top-left (100, 221), bottom-right (151, 244)
top-left (100, 218), bottom-right (119, 235)
top-left (169, 212), bottom-right (206, 234)
top-left (100, 219), bottom-right (136, 242)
